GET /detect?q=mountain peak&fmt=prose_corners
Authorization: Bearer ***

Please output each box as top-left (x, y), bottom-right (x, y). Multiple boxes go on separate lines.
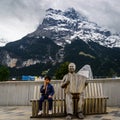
top-left (45, 8), bottom-right (87, 21)
top-left (46, 8), bottom-right (62, 15)
top-left (64, 8), bottom-right (87, 20)
top-left (29, 8), bottom-right (120, 48)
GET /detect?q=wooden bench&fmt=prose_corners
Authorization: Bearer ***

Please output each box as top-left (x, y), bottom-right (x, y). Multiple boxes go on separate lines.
top-left (83, 81), bottom-right (108, 114)
top-left (30, 80), bottom-right (108, 118)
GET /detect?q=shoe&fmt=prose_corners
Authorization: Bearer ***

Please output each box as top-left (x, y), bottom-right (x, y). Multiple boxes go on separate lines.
top-left (48, 110), bottom-right (52, 115)
top-left (66, 114), bottom-right (72, 120)
top-left (38, 110), bottom-right (43, 115)
top-left (77, 112), bottom-right (84, 119)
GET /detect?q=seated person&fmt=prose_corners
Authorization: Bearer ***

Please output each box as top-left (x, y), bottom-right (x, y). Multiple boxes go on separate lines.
top-left (38, 76), bottom-right (55, 115)
top-left (61, 63), bottom-right (88, 119)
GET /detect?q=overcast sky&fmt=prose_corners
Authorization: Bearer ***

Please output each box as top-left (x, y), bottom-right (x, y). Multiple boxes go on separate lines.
top-left (0, 0), bottom-right (120, 44)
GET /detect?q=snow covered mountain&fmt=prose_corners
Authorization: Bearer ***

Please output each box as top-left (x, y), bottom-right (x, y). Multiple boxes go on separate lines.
top-left (0, 8), bottom-right (120, 77)
top-left (28, 8), bottom-right (120, 48)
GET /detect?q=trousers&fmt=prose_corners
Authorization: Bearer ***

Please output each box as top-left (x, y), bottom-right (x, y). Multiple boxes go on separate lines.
top-left (39, 95), bottom-right (53, 110)
top-left (65, 93), bottom-right (84, 115)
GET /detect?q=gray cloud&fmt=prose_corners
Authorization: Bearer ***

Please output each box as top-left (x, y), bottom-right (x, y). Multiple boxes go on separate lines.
top-left (0, 0), bottom-right (120, 43)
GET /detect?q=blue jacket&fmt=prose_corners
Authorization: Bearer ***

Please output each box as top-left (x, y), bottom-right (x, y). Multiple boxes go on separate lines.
top-left (40, 83), bottom-right (55, 96)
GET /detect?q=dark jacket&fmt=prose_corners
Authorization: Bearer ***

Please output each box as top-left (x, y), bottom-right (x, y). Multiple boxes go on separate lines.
top-left (40, 83), bottom-right (55, 96)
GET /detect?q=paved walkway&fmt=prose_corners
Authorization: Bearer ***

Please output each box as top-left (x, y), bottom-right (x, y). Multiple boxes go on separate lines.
top-left (0, 106), bottom-right (120, 120)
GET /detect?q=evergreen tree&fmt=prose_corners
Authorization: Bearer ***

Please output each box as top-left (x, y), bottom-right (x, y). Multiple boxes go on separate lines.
top-left (0, 65), bottom-right (10, 81)
top-left (55, 62), bottom-right (70, 79)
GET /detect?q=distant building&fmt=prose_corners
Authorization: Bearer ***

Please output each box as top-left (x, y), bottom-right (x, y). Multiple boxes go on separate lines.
top-left (22, 75), bottom-right (35, 81)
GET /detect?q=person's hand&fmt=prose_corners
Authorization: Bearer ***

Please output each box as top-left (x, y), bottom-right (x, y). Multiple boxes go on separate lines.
top-left (48, 95), bottom-right (52, 98)
top-left (43, 81), bottom-right (47, 89)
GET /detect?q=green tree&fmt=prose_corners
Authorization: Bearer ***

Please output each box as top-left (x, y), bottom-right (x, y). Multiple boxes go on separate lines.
top-left (0, 65), bottom-right (10, 81)
top-left (55, 62), bottom-right (70, 79)
top-left (108, 68), bottom-right (116, 78)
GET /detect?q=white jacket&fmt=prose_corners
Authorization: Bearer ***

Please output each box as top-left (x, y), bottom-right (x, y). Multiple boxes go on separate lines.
top-left (61, 72), bottom-right (87, 94)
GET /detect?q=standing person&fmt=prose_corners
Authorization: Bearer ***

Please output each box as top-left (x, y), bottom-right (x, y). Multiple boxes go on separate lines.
top-left (38, 76), bottom-right (55, 115)
top-left (61, 63), bottom-right (88, 119)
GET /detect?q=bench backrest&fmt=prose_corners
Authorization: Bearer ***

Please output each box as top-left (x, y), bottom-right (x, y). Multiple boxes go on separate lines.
top-left (84, 82), bottom-right (104, 98)
top-left (33, 81), bottom-right (104, 100)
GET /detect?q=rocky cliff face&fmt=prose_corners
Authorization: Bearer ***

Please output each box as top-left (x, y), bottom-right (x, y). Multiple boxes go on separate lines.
top-left (0, 36), bottom-right (61, 68)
